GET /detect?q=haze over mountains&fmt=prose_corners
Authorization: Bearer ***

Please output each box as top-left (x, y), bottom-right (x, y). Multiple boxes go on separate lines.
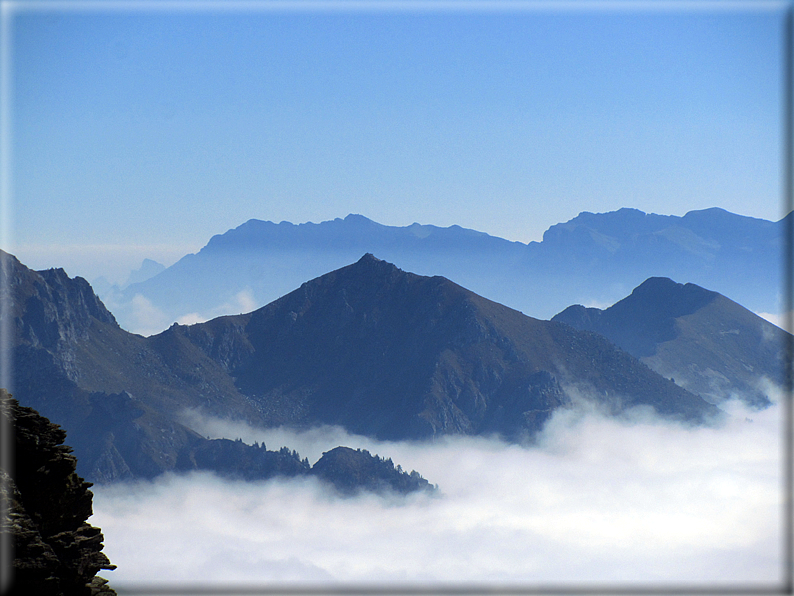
top-left (2, 249), bottom-right (750, 488)
top-left (97, 207), bottom-right (790, 336)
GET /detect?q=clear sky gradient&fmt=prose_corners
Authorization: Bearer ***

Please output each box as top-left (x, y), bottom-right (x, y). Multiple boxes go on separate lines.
top-left (3, 1), bottom-right (789, 282)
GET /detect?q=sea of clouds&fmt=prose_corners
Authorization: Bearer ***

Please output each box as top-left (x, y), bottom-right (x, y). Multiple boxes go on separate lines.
top-left (90, 395), bottom-right (785, 592)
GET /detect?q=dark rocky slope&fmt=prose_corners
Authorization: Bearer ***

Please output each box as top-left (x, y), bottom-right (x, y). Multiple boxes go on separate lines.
top-left (553, 277), bottom-right (792, 407)
top-left (171, 254), bottom-right (720, 440)
top-left (1, 390), bottom-right (116, 595)
top-left (3, 250), bottom-right (263, 481)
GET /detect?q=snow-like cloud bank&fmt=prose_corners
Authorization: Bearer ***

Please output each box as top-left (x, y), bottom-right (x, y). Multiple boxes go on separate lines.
top-left (91, 399), bottom-right (785, 591)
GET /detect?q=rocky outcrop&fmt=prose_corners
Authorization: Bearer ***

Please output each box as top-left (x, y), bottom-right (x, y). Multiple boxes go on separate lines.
top-left (0, 390), bottom-right (116, 595)
top-left (310, 447), bottom-right (435, 496)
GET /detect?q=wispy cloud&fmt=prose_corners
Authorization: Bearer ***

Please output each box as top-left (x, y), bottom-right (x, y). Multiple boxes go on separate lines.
top-left (129, 294), bottom-right (172, 337)
top-left (167, 288), bottom-right (260, 331)
top-left (756, 310), bottom-right (793, 333)
top-left (211, 288), bottom-right (259, 317)
top-left (175, 312), bottom-right (207, 326)
top-left (92, 399), bottom-right (783, 590)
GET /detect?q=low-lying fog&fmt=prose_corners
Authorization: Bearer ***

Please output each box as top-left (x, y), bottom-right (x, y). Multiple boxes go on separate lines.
top-left (91, 396), bottom-right (784, 590)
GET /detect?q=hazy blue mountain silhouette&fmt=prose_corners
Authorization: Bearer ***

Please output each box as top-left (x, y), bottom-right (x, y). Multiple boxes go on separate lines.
top-left (553, 277), bottom-right (792, 407)
top-left (125, 258), bottom-right (165, 286)
top-left (105, 208), bottom-right (789, 335)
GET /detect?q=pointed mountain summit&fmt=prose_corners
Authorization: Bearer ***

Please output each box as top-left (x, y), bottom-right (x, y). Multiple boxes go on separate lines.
top-left (125, 258), bottom-right (165, 287)
top-left (165, 254), bottom-right (720, 440)
top-left (553, 277), bottom-right (791, 407)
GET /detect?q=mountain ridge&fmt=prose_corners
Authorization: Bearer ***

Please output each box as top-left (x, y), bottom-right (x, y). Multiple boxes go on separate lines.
top-left (167, 253), bottom-right (720, 441)
top-left (552, 277), bottom-right (792, 407)
top-left (101, 207), bottom-right (789, 336)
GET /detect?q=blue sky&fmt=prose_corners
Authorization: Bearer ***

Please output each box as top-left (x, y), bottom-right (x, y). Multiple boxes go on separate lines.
top-left (3, 1), bottom-right (789, 282)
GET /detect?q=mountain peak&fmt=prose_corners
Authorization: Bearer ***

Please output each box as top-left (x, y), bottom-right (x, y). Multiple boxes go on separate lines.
top-left (630, 276), bottom-right (682, 296)
top-left (358, 252), bottom-right (381, 263)
top-left (627, 276), bottom-right (718, 313)
top-left (553, 276), bottom-right (789, 407)
top-left (339, 252), bottom-right (403, 280)
top-left (343, 213), bottom-right (375, 225)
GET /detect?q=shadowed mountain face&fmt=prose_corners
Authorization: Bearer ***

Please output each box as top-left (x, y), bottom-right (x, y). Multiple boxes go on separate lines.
top-left (4, 251), bottom-right (720, 484)
top-left (2, 250), bottom-right (267, 481)
top-left (552, 277), bottom-right (792, 407)
top-left (104, 208), bottom-right (789, 335)
top-left (169, 254), bottom-right (720, 440)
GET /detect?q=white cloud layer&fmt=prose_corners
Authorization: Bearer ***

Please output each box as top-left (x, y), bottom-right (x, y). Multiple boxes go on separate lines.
top-left (91, 399), bottom-right (785, 591)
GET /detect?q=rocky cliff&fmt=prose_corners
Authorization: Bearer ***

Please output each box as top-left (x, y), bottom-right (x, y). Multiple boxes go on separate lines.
top-left (0, 389), bottom-right (116, 595)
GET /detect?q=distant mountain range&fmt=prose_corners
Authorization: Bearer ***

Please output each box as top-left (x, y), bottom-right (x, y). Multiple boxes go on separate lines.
top-left (97, 208), bottom-right (790, 335)
top-left (6, 249), bottom-right (762, 488)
